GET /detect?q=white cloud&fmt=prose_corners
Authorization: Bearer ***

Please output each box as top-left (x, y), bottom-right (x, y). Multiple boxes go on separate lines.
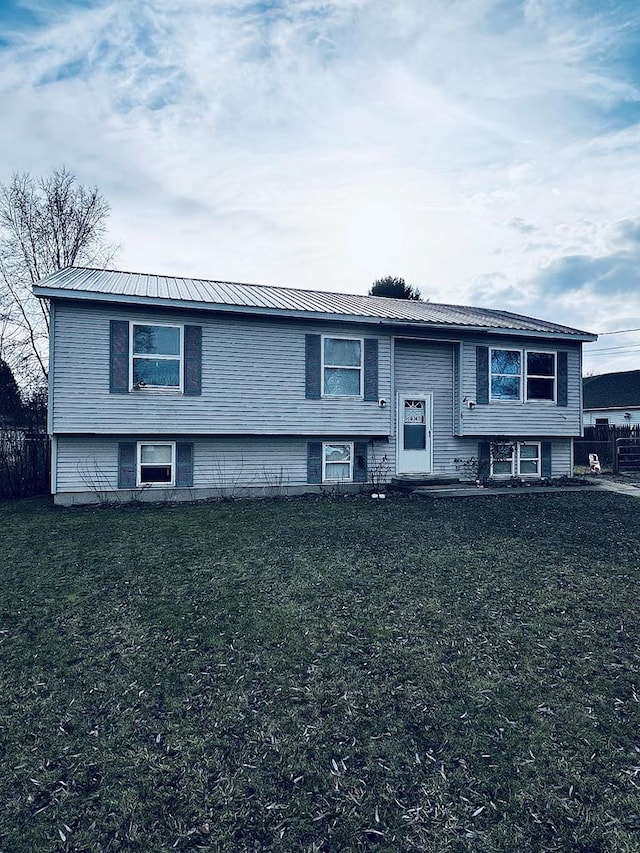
top-left (1, 0), bottom-right (639, 372)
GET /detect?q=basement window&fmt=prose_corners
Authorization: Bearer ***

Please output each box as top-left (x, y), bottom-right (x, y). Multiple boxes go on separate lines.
top-left (322, 442), bottom-right (354, 482)
top-left (137, 442), bottom-right (175, 486)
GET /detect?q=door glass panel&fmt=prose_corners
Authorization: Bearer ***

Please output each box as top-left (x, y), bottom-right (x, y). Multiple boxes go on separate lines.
top-left (403, 400), bottom-right (426, 450)
top-left (404, 424), bottom-right (426, 450)
top-left (404, 400), bottom-right (425, 423)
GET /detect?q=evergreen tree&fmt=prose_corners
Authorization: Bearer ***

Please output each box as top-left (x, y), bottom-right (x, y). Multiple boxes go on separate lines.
top-left (368, 276), bottom-right (421, 300)
top-left (0, 358), bottom-right (23, 424)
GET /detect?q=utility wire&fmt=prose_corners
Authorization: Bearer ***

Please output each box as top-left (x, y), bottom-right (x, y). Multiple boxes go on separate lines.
top-left (595, 327), bottom-right (640, 335)
top-left (585, 343), bottom-right (640, 352)
top-left (586, 345), bottom-right (640, 356)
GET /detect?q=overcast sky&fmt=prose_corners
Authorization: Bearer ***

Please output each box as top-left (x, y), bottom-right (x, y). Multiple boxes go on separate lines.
top-left (1, 0), bottom-right (639, 374)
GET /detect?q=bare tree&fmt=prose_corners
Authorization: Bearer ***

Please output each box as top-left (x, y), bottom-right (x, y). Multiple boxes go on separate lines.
top-left (0, 167), bottom-right (118, 388)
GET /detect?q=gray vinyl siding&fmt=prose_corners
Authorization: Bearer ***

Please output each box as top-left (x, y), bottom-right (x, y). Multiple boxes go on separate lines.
top-left (551, 438), bottom-right (573, 475)
top-left (55, 433), bottom-right (574, 496)
top-left (51, 302), bottom-right (392, 436)
top-left (390, 339), bottom-right (575, 477)
top-left (393, 339), bottom-right (462, 475)
top-left (460, 338), bottom-right (582, 436)
top-left (55, 435), bottom-right (389, 494)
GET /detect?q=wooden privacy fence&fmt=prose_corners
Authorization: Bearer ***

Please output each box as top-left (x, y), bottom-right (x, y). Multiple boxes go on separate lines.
top-left (575, 425), bottom-right (640, 473)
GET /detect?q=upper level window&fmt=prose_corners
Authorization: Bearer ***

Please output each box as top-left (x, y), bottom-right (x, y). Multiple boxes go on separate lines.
top-left (490, 348), bottom-right (557, 402)
top-left (131, 324), bottom-right (182, 389)
top-left (322, 337), bottom-right (362, 397)
top-left (526, 352), bottom-right (555, 401)
top-left (491, 349), bottom-right (521, 400)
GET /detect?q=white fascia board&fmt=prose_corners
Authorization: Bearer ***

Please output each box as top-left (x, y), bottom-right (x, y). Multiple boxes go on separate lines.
top-left (32, 286), bottom-right (596, 341)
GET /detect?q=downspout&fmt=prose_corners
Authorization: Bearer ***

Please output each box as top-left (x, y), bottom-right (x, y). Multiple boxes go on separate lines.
top-left (48, 300), bottom-right (56, 495)
top-left (390, 336), bottom-right (396, 473)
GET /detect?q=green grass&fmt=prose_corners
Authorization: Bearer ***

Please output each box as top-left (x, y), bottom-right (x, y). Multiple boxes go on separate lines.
top-left (1, 493), bottom-right (640, 852)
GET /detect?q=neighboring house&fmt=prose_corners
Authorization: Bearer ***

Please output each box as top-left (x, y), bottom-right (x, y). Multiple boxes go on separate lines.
top-left (583, 370), bottom-right (640, 426)
top-left (33, 267), bottom-right (596, 505)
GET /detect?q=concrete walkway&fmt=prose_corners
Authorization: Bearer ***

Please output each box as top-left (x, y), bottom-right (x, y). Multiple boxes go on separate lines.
top-left (590, 479), bottom-right (640, 498)
top-left (412, 479), bottom-right (640, 500)
top-left (413, 484), bottom-right (594, 499)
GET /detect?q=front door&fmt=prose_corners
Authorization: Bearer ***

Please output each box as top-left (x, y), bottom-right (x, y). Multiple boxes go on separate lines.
top-left (397, 393), bottom-right (433, 474)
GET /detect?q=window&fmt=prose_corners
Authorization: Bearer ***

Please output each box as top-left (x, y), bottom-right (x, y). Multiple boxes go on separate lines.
top-left (131, 324), bottom-right (182, 389)
top-left (526, 352), bottom-right (555, 401)
top-left (490, 349), bottom-right (521, 400)
top-left (490, 442), bottom-right (515, 476)
top-left (490, 348), bottom-right (557, 402)
top-left (518, 442), bottom-right (540, 475)
top-left (137, 442), bottom-right (175, 486)
top-left (490, 441), bottom-right (541, 478)
top-left (322, 337), bottom-right (362, 396)
top-left (595, 417), bottom-right (609, 426)
top-left (322, 442), bottom-right (353, 482)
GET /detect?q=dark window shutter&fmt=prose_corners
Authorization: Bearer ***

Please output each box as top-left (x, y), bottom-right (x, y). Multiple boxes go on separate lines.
top-left (478, 441), bottom-right (490, 482)
top-left (354, 441), bottom-right (368, 482)
top-left (557, 352), bottom-right (568, 407)
top-left (110, 320), bottom-right (129, 394)
top-left (363, 339), bottom-right (378, 401)
top-left (176, 442), bottom-right (194, 487)
top-left (476, 346), bottom-right (489, 404)
top-left (307, 441), bottom-right (322, 483)
top-left (305, 335), bottom-right (321, 399)
top-left (184, 325), bottom-right (202, 395)
top-left (118, 442), bottom-right (137, 488)
top-left (541, 442), bottom-right (552, 477)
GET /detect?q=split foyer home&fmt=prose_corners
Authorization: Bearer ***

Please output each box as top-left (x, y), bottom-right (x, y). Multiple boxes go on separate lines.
top-left (33, 267), bottom-right (596, 505)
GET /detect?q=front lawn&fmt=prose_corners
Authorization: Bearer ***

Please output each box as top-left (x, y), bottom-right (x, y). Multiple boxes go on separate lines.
top-left (1, 493), bottom-right (639, 852)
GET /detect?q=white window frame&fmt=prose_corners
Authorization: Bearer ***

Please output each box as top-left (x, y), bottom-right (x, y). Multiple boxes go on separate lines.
top-left (489, 348), bottom-right (522, 402)
top-left (137, 441), bottom-right (176, 487)
top-left (321, 335), bottom-right (363, 398)
top-left (525, 351), bottom-right (556, 403)
top-left (490, 441), bottom-right (542, 478)
top-left (322, 441), bottom-right (354, 483)
top-left (517, 441), bottom-right (541, 477)
top-left (489, 348), bottom-right (557, 403)
top-left (130, 322), bottom-right (183, 391)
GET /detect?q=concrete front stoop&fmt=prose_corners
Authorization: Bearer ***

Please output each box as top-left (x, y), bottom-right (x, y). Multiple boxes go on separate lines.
top-left (390, 474), bottom-right (465, 492)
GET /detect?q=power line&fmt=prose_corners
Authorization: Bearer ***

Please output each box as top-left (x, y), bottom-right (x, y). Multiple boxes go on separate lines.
top-left (585, 345), bottom-right (640, 356)
top-left (596, 327), bottom-right (640, 335)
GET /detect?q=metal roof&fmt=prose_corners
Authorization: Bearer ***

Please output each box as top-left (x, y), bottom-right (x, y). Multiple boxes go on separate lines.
top-left (33, 266), bottom-right (596, 340)
top-left (583, 370), bottom-right (640, 409)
